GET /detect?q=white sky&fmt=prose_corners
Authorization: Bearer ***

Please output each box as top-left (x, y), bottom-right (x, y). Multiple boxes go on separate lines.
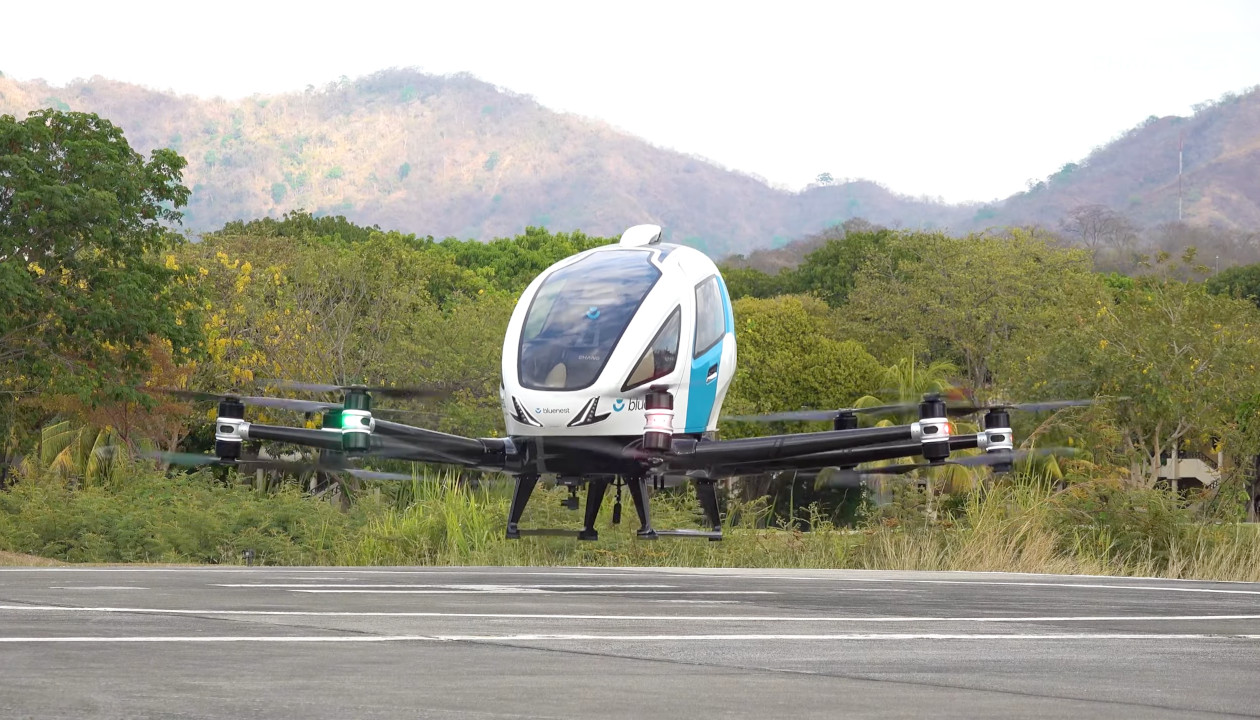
top-left (4, 0), bottom-right (1259, 202)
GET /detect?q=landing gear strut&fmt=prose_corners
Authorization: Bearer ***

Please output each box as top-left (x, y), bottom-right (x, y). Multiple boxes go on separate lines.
top-left (694, 479), bottom-right (722, 540)
top-left (578, 478), bottom-right (609, 541)
top-left (612, 478), bottom-right (625, 525)
top-left (505, 474), bottom-right (538, 540)
top-left (625, 475), bottom-right (656, 539)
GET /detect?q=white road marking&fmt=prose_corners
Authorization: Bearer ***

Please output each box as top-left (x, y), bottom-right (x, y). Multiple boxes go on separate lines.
top-left (270, 570), bottom-right (648, 577)
top-left (3, 565), bottom-right (1258, 584)
top-left (213, 583), bottom-right (678, 589)
top-left (0, 568), bottom-right (645, 577)
top-left (608, 567), bottom-right (1260, 587)
top-left (226, 570), bottom-right (650, 578)
top-left (839, 577), bottom-right (1260, 595)
top-left (287, 589), bottom-right (775, 595)
top-left (6, 567), bottom-right (1260, 592)
top-left (0, 568), bottom-right (261, 573)
top-left (46, 586), bottom-right (148, 591)
top-left (264, 576), bottom-right (351, 581)
top-left (2, 606), bottom-right (1259, 623)
top-left (7, 567), bottom-right (1260, 598)
top-left (646, 600), bottom-right (744, 604)
top-left (0, 633), bottom-right (1257, 643)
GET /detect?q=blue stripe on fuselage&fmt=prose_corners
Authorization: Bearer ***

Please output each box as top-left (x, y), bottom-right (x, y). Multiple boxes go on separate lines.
top-left (684, 275), bottom-right (733, 433)
top-left (717, 274), bottom-right (734, 334)
top-left (686, 340), bottom-right (721, 433)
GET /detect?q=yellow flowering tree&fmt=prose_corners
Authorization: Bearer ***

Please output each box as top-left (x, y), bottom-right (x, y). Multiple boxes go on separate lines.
top-left (173, 227), bottom-right (514, 437)
top-left (1016, 257), bottom-right (1260, 485)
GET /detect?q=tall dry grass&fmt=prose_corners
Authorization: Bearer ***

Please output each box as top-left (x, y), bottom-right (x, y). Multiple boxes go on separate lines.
top-left (3, 459), bottom-right (1259, 581)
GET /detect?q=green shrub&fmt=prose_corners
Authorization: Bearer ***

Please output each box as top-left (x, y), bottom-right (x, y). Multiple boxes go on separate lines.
top-left (0, 467), bottom-right (362, 564)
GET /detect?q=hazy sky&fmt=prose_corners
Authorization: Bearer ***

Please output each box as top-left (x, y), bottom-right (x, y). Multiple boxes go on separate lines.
top-left (4, 0), bottom-right (1259, 202)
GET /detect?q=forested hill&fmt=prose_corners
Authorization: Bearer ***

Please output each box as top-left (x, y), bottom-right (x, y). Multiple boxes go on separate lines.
top-left (2, 71), bottom-right (1258, 256)
top-left (0, 70), bottom-right (967, 257)
top-left (975, 85), bottom-right (1260, 232)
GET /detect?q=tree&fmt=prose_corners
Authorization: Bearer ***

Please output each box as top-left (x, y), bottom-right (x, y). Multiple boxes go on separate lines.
top-left (857, 357), bottom-right (959, 409)
top-left (37, 337), bottom-right (196, 455)
top-left (1059, 204), bottom-right (1137, 269)
top-left (0, 109), bottom-right (202, 406)
top-left (1144, 222), bottom-right (1260, 271)
top-left (718, 294), bottom-right (885, 524)
top-left (437, 226), bottom-right (614, 293)
top-left (174, 227), bottom-right (512, 440)
top-left (213, 210), bottom-right (382, 243)
top-left (793, 226), bottom-right (896, 307)
top-left (852, 356), bottom-right (978, 508)
top-left (718, 265), bottom-right (799, 299)
top-left (1013, 262), bottom-right (1260, 485)
top-left (1206, 262), bottom-right (1260, 308)
top-left (842, 228), bottom-right (1106, 391)
top-left (720, 295), bottom-right (883, 428)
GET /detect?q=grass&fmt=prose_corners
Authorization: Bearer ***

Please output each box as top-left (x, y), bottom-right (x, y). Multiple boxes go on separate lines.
top-left (1, 461), bottom-right (1259, 582)
top-left (0, 550), bottom-right (64, 566)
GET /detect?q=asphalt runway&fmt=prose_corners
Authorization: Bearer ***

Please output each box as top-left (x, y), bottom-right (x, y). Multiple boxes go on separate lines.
top-left (2, 567), bottom-right (1260, 719)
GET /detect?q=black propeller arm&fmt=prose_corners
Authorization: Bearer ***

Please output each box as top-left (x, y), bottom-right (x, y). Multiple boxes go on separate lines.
top-left (238, 420), bottom-right (500, 468)
top-left (215, 411), bottom-right (510, 470)
top-left (373, 419), bottom-right (514, 469)
top-left (704, 433), bottom-right (985, 476)
top-left (665, 424), bottom-right (915, 468)
top-left (243, 424), bottom-right (344, 450)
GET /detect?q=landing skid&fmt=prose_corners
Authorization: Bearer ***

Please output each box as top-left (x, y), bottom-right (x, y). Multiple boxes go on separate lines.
top-left (504, 474), bottom-right (722, 541)
top-left (654, 529), bottom-right (723, 540)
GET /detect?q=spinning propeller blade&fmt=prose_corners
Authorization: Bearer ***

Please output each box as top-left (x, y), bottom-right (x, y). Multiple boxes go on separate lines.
top-left (814, 448), bottom-right (1075, 488)
top-left (257, 379), bottom-right (449, 400)
top-left (152, 389), bottom-right (447, 422)
top-left (154, 389), bottom-right (339, 414)
top-left (142, 451), bottom-right (416, 482)
top-left (731, 396), bottom-right (1103, 424)
top-left (942, 399), bottom-right (1098, 416)
top-left (341, 468), bottom-right (423, 482)
top-left (721, 402), bottom-right (909, 423)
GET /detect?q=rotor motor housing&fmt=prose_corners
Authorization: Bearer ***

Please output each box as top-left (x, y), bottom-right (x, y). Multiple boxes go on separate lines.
top-left (980, 409), bottom-right (1015, 472)
top-left (916, 396), bottom-right (951, 463)
top-left (214, 398), bottom-right (246, 461)
top-left (340, 389), bottom-right (373, 454)
top-left (643, 386), bottom-right (675, 451)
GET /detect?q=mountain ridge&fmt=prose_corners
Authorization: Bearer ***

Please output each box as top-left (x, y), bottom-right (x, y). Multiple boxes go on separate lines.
top-left (1, 69), bottom-right (1257, 257)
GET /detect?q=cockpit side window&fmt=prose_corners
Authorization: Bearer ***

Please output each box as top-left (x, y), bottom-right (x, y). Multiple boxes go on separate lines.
top-left (518, 251), bottom-right (661, 391)
top-left (622, 306), bottom-right (681, 391)
top-left (693, 275), bottom-right (725, 358)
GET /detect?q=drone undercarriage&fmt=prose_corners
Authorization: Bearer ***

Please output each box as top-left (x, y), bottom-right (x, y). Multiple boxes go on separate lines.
top-left (504, 472), bottom-right (723, 542)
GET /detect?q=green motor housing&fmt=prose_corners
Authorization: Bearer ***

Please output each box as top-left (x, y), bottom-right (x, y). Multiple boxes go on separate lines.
top-left (340, 389), bottom-right (372, 454)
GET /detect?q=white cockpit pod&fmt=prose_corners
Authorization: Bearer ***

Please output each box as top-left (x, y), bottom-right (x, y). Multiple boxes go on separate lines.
top-left (517, 249), bottom-right (662, 393)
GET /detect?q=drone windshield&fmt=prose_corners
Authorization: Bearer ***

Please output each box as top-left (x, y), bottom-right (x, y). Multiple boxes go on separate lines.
top-left (519, 251), bottom-right (661, 391)
top-left (623, 306), bottom-right (680, 391)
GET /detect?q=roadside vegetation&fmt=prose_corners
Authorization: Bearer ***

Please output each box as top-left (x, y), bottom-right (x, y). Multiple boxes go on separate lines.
top-left (4, 109), bottom-right (1260, 577)
top-left (4, 459), bottom-right (1260, 582)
